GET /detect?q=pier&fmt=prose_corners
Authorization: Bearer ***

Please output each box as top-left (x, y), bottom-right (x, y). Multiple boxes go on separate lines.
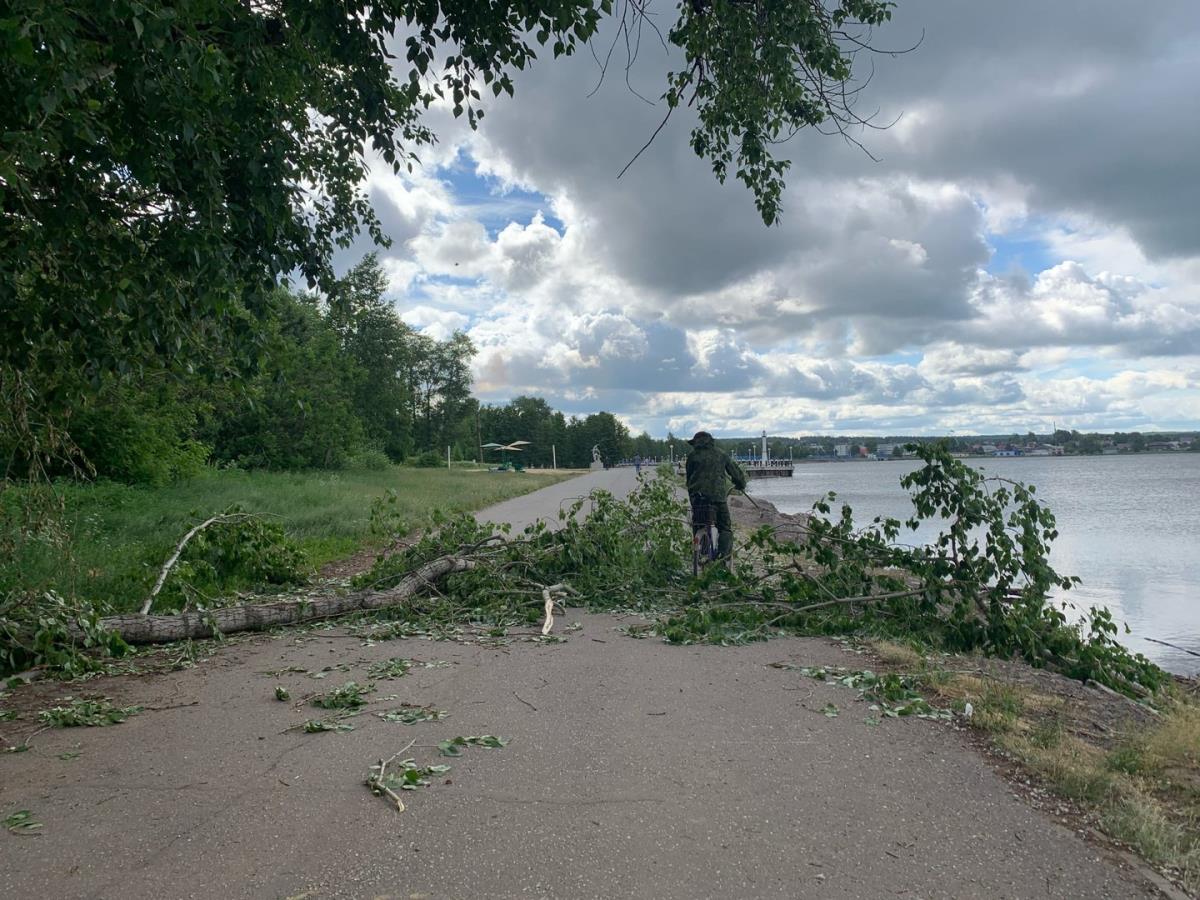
top-left (741, 459), bottom-right (794, 478)
top-left (736, 429), bottom-right (794, 477)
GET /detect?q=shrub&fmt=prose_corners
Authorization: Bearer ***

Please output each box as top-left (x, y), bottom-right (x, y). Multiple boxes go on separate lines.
top-left (347, 446), bottom-right (392, 471)
top-left (413, 450), bottom-right (443, 468)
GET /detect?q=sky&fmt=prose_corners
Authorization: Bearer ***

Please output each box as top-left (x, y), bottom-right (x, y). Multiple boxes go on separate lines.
top-left (336, 0), bottom-right (1200, 438)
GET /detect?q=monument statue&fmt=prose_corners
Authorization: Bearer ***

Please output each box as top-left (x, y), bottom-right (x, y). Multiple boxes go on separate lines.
top-left (591, 444), bottom-right (602, 463)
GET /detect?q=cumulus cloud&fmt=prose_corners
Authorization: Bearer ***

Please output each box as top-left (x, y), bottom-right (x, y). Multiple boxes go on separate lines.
top-left (400, 306), bottom-right (470, 341)
top-left (341, 0), bottom-right (1200, 435)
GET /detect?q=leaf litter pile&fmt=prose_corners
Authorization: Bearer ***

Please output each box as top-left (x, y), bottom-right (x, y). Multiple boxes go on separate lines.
top-left (770, 663), bottom-right (953, 723)
top-left (376, 704), bottom-right (446, 724)
top-left (38, 697), bottom-right (142, 728)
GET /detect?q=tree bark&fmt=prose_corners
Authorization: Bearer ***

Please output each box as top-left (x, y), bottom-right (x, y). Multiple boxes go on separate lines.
top-left (93, 556), bottom-right (472, 645)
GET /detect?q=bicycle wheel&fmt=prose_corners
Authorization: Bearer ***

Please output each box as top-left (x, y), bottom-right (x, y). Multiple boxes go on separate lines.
top-left (697, 528), bottom-right (714, 571)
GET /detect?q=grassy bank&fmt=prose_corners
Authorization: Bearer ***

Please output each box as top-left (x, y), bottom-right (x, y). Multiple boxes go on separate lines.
top-left (870, 641), bottom-right (1200, 894)
top-left (3, 466), bottom-right (576, 615)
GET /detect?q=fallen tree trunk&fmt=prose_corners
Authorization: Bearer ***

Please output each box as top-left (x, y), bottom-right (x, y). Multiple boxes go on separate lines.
top-left (91, 556), bottom-right (473, 645)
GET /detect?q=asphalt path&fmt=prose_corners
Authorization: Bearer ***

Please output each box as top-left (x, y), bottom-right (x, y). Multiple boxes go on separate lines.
top-left (475, 467), bottom-right (645, 533)
top-left (0, 470), bottom-right (1167, 899)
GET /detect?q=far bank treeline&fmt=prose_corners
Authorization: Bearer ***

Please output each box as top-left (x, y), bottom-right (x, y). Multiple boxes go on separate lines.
top-left (1, 255), bottom-right (667, 484)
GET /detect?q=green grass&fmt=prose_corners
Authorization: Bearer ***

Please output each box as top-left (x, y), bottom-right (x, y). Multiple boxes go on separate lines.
top-left (3, 465), bottom-right (575, 614)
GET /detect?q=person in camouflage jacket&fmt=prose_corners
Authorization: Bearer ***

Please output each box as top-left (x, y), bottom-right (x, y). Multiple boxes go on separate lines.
top-left (684, 431), bottom-right (747, 559)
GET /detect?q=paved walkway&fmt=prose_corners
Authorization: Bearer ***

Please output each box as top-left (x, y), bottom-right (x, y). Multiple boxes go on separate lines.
top-left (475, 467), bottom-right (642, 533)
top-left (0, 473), bottom-right (1165, 899)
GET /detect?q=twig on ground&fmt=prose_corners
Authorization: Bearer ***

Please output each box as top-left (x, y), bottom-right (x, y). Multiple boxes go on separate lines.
top-left (369, 738), bottom-right (418, 813)
top-left (513, 691), bottom-right (537, 712)
top-left (6, 724), bottom-right (49, 752)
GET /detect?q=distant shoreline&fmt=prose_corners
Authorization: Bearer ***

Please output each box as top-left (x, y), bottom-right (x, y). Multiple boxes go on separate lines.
top-left (786, 451), bottom-right (1197, 464)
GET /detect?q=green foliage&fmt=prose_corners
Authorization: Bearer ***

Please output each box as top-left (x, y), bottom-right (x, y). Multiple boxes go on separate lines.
top-left (404, 331), bottom-right (478, 457)
top-left (0, 589), bottom-right (129, 677)
top-left (478, 401), bottom-right (655, 468)
top-left (376, 704), bottom-right (447, 724)
top-left (368, 490), bottom-right (410, 550)
top-left (358, 445), bottom-right (1167, 699)
top-left (347, 447), bottom-right (392, 471)
top-left (37, 697), bottom-right (141, 727)
top-left (310, 681), bottom-right (373, 711)
top-left (667, 0), bottom-right (896, 224)
top-left (301, 718), bottom-right (355, 733)
top-left (770, 664), bottom-right (952, 721)
top-left (357, 474), bottom-right (689, 622)
top-left (413, 450), bottom-right (444, 468)
top-left (205, 292), bottom-right (365, 470)
top-left (327, 255), bottom-right (415, 462)
top-left (367, 758), bottom-right (451, 795)
top-left (0, 466), bottom-right (570, 651)
top-left (3, 0), bottom-right (892, 413)
top-left (366, 657), bottom-right (421, 680)
top-left (438, 734), bottom-right (510, 756)
top-left (154, 510), bottom-right (308, 611)
top-left (4, 810), bottom-right (42, 835)
top-left (68, 379), bottom-right (212, 486)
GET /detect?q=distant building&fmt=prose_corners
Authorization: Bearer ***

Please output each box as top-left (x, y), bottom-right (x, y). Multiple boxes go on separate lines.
top-left (876, 443), bottom-right (896, 459)
top-left (834, 444), bottom-right (851, 458)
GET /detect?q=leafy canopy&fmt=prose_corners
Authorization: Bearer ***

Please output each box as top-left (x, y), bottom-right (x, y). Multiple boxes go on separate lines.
top-left (1, 0), bottom-right (896, 394)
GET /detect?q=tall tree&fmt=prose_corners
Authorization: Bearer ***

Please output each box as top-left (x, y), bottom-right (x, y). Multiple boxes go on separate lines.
top-left (326, 254), bottom-right (414, 460)
top-left (400, 329), bottom-right (477, 453)
top-left (207, 291), bottom-right (364, 469)
top-left (2, 0), bottom-right (897, 405)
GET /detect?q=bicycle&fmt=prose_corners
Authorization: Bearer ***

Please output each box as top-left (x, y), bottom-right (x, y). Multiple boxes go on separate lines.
top-left (690, 494), bottom-right (718, 575)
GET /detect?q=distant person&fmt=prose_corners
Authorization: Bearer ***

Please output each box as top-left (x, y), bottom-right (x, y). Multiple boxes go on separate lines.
top-left (633, 454), bottom-right (642, 475)
top-left (684, 431), bottom-right (747, 560)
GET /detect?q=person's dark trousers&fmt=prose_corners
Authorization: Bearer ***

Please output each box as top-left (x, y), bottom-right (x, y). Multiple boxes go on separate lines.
top-left (713, 499), bottom-right (733, 558)
top-left (690, 494), bottom-right (734, 559)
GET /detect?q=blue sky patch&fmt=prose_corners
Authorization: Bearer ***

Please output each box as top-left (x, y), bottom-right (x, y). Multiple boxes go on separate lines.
top-left (986, 231), bottom-right (1057, 275)
top-left (438, 156), bottom-right (564, 237)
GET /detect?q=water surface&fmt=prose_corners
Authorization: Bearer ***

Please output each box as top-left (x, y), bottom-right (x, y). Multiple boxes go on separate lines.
top-left (748, 454), bottom-right (1200, 676)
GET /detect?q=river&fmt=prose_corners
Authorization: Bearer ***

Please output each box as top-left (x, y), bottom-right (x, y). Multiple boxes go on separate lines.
top-left (746, 453), bottom-right (1200, 677)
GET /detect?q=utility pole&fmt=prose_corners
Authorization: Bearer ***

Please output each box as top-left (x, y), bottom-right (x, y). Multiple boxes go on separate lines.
top-left (446, 445), bottom-right (451, 470)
